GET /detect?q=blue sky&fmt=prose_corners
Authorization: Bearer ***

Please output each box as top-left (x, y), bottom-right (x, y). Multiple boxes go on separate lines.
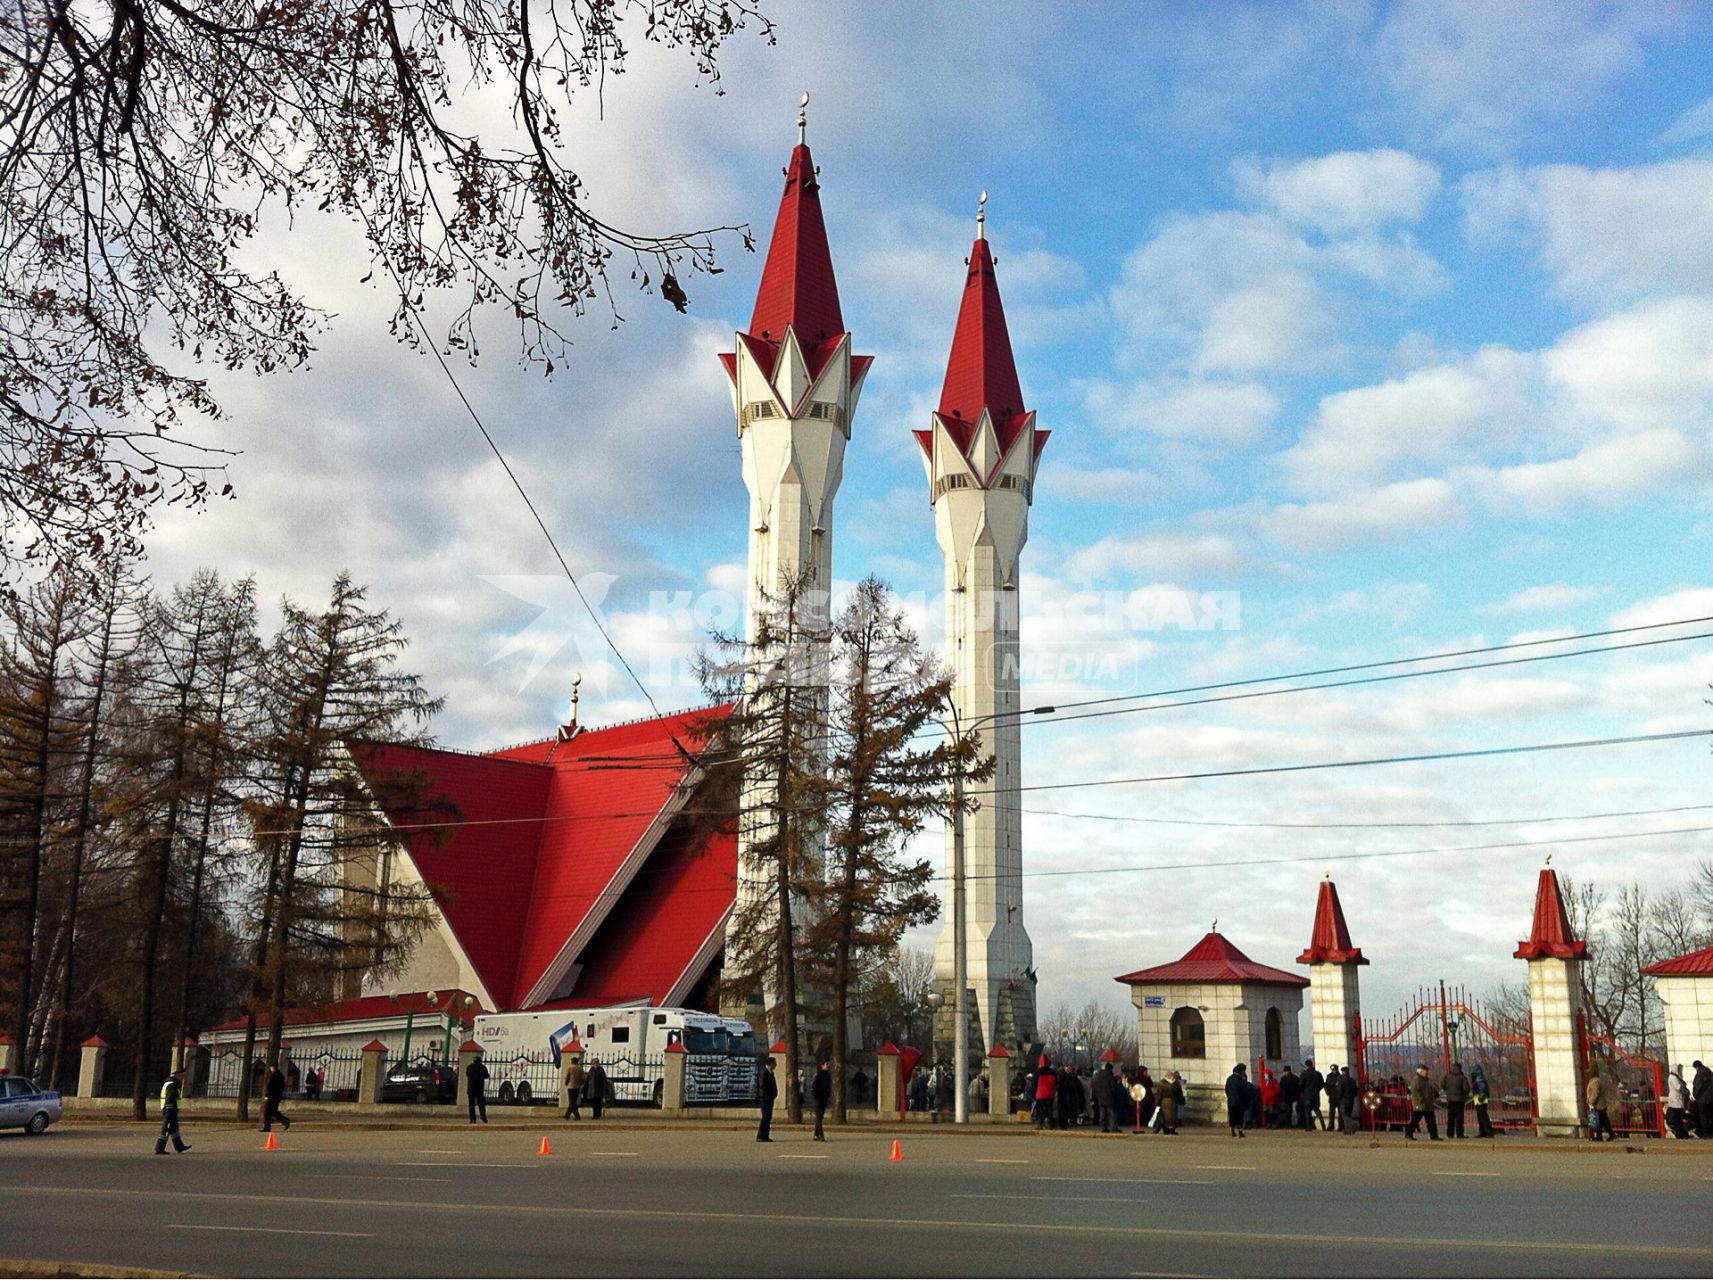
top-left (144, 1), bottom-right (1713, 1027)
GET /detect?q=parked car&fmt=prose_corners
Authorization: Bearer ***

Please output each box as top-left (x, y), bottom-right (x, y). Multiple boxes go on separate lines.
top-left (381, 1064), bottom-right (457, 1104)
top-left (0, 1077), bottom-right (63, 1134)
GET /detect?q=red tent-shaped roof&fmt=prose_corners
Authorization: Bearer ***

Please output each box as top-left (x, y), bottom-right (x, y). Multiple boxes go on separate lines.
top-left (1117, 932), bottom-right (1309, 988)
top-left (1513, 867), bottom-right (1589, 960)
top-left (1297, 879), bottom-right (1367, 966)
top-left (350, 705), bottom-right (735, 1012)
top-left (749, 143), bottom-right (844, 348)
top-left (1641, 944), bottom-right (1713, 977)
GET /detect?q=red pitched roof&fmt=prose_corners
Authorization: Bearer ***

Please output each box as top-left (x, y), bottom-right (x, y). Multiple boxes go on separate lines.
top-left (749, 143), bottom-right (844, 347)
top-left (1513, 867), bottom-right (1589, 960)
top-left (349, 706), bottom-right (734, 1012)
top-left (1116, 932), bottom-right (1309, 988)
top-left (208, 990), bottom-right (484, 1034)
top-left (1297, 879), bottom-right (1367, 966)
top-left (920, 229), bottom-right (1048, 481)
top-left (1642, 944), bottom-right (1713, 977)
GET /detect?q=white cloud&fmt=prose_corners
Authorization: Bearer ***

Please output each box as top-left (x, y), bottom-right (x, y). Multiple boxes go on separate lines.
top-left (1463, 160), bottom-right (1713, 306)
top-left (1262, 478), bottom-right (1463, 551)
top-left (1544, 297), bottom-right (1713, 433)
top-left (1485, 428), bottom-right (1707, 513)
top-left (1659, 95), bottom-right (1713, 149)
top-left (1236, 149), bottom-right (1441, 234)
top-left (1483, 585), bottom-right (1603, 614)
top-left (1084, 377), bottom-right (1280, 446)
top-left (1610, 588), bottom-right (1713, 629)
top-left (1040, 464), bottom-right (1164, 506)
top-left (1372, 0), bottom-right (1689, 153)
top-left (1063, 533), bottom-right (1254, 584)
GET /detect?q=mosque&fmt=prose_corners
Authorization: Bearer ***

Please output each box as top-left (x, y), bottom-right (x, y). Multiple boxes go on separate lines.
top-left (320, 106), bottom-right (1046, 1054)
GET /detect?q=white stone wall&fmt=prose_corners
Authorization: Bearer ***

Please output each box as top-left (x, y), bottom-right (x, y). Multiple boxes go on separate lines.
top-left (1655, 975), bottom-right (1713, 1072)
top-left (1307, 963), bottom-right (1361, 1072)
top-left (1129, 981), bottom-right (1303, 1091)
top-left (1526, 957), bottom-right (1586, 1137)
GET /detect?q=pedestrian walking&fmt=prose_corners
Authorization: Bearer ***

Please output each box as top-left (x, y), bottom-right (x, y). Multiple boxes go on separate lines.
top-left (465, 1051), bottom-right (489, 1124)
top-left (1093, 1060), bottom-right (1119, 1133)
top-left (811, 1058), bottom-right (831, 1141)
top-left (1157, 1071), bottom-right (1182, 1135)
top-left (757, 1056), bottom-right (778, 1142)
top-left (261, 1060), bottom-right (292, 1133)
top-left (1224, 1063), bottom-right (1249, 1138)
top-left (561, 1053), bottom-right (585, 1121)
top-left (1032, 1055), bottom-right (1056, 1129)
top-left (1664, 1065), bottom-right (1691, 1139)
top-left (1692, 1060), bottom-right (1713, 1139)
top-left (1299, 1060), bottom-right (1324, 1131)
top-left (1585, 1073), bottom-right (1614, 1141)
top-left (154, 1069), bottom-right (191, 1155)
top-left (1321, 1065), bottom-right (1342, 1131)
top-left (1440, 1061), bottom-right (1471, 1139)
top-left (584, 1056), bottom-right (609, 1120)
top-left (1405, 1065), bottom-right (1440, 1141)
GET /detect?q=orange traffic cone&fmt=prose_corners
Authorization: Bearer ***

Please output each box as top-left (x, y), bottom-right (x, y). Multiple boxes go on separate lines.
top-left (539, 1136), bottom-right (553, 1156)
top-left (888, 1139), bottom-right (902, 1162)
top-left (264, 1131), bottom-right (278, 1150)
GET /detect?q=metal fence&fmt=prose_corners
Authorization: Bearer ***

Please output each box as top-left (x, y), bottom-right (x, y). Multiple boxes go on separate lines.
top-left (199, 1046), bottom-right (367, 1099)
top-left (484, 1050), bottom-right (685, 1106)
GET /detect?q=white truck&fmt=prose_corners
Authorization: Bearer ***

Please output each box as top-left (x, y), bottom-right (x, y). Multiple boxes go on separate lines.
top-left (473, 1005), bottom-right (752, 1107)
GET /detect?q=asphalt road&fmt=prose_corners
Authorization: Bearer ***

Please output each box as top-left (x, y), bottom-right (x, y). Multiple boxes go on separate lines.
top-left (4, 1121), bottom-right (1711, 1277)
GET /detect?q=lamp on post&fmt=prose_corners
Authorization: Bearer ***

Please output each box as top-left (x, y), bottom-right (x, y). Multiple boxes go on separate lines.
top-left (935, 701), bottom-right (1056, 1125)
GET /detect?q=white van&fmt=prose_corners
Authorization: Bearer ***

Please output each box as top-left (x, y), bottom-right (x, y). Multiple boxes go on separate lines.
top-left (473, 1005), bottom-right (751, 1106)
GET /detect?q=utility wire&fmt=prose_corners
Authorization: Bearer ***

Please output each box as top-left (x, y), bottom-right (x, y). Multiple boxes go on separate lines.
top-left (1017, 801), bottom-right (1713, 831)
top-left (382, 260), bottom-right (664, 720)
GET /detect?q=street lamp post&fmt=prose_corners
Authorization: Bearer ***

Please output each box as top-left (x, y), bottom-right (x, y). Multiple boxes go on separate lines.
top-left (938, 701), bottom-right (1055, 1125)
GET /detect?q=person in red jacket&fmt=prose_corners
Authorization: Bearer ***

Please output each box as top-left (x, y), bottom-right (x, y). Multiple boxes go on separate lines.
top-left (1032, 1054), bottom-right (1057, 1129)
top-left (1259, 1067), bottom-right (1280, 1128)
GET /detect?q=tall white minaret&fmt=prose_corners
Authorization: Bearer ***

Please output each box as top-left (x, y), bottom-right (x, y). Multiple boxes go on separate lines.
top-left (719, 100), bottom-right (872, 1028)
top-left (918, 197), bottom-right (1047, 1052)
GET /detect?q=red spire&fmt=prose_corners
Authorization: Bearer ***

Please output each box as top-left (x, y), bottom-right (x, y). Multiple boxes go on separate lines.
top-left (938, 237), bottom-right (1026, 428)
top-left (1514, 866), bottom-right (1589, 960)
top-left (1297, 878), bottom-right (1367, 966)
top-left (748, 144), bottom-right (845, 347)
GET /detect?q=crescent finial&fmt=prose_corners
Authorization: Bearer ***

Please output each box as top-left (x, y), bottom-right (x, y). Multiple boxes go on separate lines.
top-left (976, 189), bottom-right (988, 240)
top-left (798, 92), bottom-right (810, 143)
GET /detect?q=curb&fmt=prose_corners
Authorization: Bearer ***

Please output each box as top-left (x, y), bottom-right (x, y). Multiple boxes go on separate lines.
top-left (0, 1260), bottom-right (196, 1279)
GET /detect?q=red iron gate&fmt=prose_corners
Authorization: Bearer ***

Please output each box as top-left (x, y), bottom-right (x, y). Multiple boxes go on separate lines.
top-left (1357, 982), bottom-right (1536, 1132)
top-left (1578, 1014), bottom-right (1665, 1138)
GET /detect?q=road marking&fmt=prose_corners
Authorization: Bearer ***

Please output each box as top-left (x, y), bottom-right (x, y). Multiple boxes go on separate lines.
top-left (591, 1151), bottom-right (639, 1156)
top-left (170, 1224), bottom-right (373, 1238)
top-left (975, 1158), bottom-right (1028, 1164)
top-left (323, 1175), bottom-right (453, 1184)
top-left (1194, 1165), bottom-right (1255, 1171)
top-left (39, 1189), bottom-right (1713, 1259)
top-left (416, 1148), bottom-right (463, 1154)
top-left (1432, 1171), bottom-right (1500, 1178)
top-left (1034, 1176), bottom-right (1214, 1186)
top-left (398, 1161), bottom-right (540, 1169)
top-left (956, 1194), bottom-right (1136, 1202)
top-left (1130, 1272), bottom-right (1225, 1278)
top-left (778, 1154), bottom-right (829, 1160)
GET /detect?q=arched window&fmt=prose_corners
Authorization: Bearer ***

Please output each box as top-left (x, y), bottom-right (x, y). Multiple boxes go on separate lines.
top-left (1264, 1006), bottom-right (1283, 1061)
top-left (1170, 1007), bottom-right (1205, 1059)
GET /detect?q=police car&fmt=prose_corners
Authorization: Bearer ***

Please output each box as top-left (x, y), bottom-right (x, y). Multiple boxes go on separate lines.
top-left (0, 1077), bottom-right (63, 1134)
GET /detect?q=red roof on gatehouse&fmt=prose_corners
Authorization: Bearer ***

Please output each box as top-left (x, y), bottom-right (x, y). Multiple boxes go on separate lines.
top-left (1513, 866), bottom-right (1588, 961)
top-left (1642, 944), bottom-right (1713, 977)
top-left (1116, 932), bottom-right (1309, 988)
top-left (1297, 878), bottom-right (1367, 966)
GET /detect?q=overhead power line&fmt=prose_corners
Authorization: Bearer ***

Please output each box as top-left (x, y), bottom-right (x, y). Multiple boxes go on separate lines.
top-left (1018, 801), bottom-right (1713, 831)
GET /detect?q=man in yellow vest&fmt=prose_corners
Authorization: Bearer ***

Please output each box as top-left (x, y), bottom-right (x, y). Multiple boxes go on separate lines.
top-left (155, 1068), bottom-right (191, 1155)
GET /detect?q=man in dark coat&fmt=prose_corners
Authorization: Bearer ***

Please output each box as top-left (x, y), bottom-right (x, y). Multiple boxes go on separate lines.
top-left (1299, 1060), bottom-right (1324, 1131)
top-left (262, 1060), bottom-right (292, 1133)
top-left (1440, 1062), bottom-right (1471, 1139)
top-left (757, 1056), bottom-right (778, 1142)
top-left (1224, 1063), bottom-right (1249, 1138)
top-left (465, 1052), bottom-right (489, 1124)
top-left (811, 1058), bottom-right (831, 1142)
top-left (1277, 1065), bottom-right (1301, 1128)
top-left (1092, 1062), bottom-right (1118, 1133)
top-left (584, 1056), bottom-right (608, 1120)
top-left (1336, 1067), bottom-right (1359, 1134)
top-left (1693, 1061), bottom-right (1713, 1139)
